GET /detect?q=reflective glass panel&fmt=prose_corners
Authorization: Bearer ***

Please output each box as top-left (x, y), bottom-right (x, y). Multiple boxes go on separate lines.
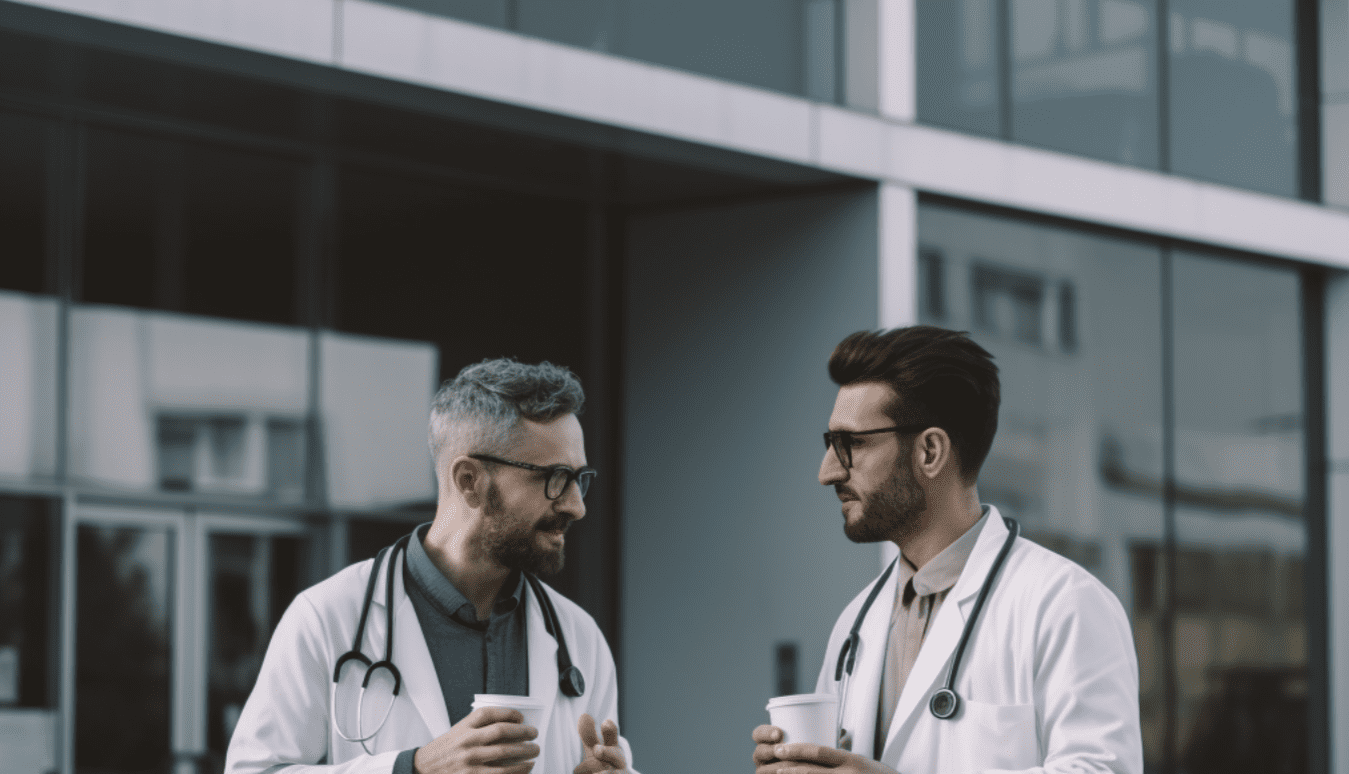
top-left (917, 0), bottom-right (1003, 136)
top-left (320, 332), bottom-right (437, 510)
top-left (1168, 0), bottom-right (1298, 196)
top-left (917, 202), bottom-right (1167, 767)
top-left (0, 111), bottom-right (47, 294)
top-left (1011, 0), bottom-right (1160, 167)
top-left (0, 292), bottom-right (59, 485)
top-left (0, 496), bottom-right (60, 710)
top-left (1170, 251), bottom-right (1305, 770)
top-left (376, 0), bottom-right (812, 96)
top-left (76, 523), bottom-right (174, 774)
top-left (206, 531), bottom-right (304, 771)
top-left (69, 307), bottom-right (310, 499)
top-left (1324, 0), bottom-right (1349, 208)
top-left (83, 129), bottom-right (302, 325)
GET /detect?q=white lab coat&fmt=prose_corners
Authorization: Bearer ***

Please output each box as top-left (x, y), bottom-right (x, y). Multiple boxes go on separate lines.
top-left (225, 551), bottom-right (634, 774)
top-left (815, 507), bottom-right (1143, 773)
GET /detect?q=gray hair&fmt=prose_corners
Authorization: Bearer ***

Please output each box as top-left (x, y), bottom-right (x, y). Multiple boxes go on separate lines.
top-left (428, 358), bottom-right (585, 465)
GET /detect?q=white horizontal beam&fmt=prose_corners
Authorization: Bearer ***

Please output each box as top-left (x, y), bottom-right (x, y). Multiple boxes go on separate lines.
top-left (12, 0), bottom-right (1349, 268)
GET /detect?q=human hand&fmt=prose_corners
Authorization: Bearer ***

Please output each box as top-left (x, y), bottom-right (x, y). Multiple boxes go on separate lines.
top-left (573, 713), bottom-right (626, 773)
top-left (751, 726), bottom-right (896, 774)
top-left (413, 707), bottom-right (539, 774)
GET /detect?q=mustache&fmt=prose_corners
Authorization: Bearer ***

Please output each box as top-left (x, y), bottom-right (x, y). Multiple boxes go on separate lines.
top-left (834, 485), bottom-right (860, 501)
top-left (536, 514), bottom-right (574, 532)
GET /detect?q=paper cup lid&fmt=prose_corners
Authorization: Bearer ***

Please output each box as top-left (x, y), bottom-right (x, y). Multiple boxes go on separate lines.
top-left (473, 694), bottom-right (546, 707)
top-left (766, 693), bottom-right (837, 709)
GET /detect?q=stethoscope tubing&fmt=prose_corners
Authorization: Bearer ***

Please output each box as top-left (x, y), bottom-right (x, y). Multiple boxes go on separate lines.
top-left (833, 516), bottom-right (1019, 745)
top-left (329, 533), bottom-right (588, 754)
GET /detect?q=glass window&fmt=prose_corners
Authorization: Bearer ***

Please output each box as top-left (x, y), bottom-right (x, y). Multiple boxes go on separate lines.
top-left (83, 129), bottom-right (303, 326)
top-left (0, 496), bottom-right (61, 709)
top-left (0, 111), bottom-right (47, 295)
top-left (320, 332), bottom-right (437, 510)
top-left (76, 523), bottom-right (174, 774)
top-left (1168, 0), bottom-right (1298, 196)
top-left (376, 0), bottom-right (815, 97)
top-left (1324, 0), bottom-right (1349, 208)
top-left (918, 202), bottom-right (1168, 765)
top-left (917, 0), bottom-right (1004, 137)
top-left (1170, 251), bottom-right (1306, 769)
top-left (0, 292), bottom-right (59, 485)
top-left (348, 518), bottom-right (423, 563)
top-left (69, 308), bottom-right (310, 499)
top-left (1010, 0), bottom-right (1160, 167)
top-left (206, 531), bottom-right (305, 769)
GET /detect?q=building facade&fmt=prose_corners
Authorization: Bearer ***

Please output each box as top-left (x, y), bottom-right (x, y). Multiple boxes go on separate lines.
top-left (0, 1), bottom-right (1346, 773)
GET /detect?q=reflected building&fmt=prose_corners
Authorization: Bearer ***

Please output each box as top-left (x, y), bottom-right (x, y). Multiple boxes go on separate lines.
top-left (0, 2), bottom-right (1346, 774)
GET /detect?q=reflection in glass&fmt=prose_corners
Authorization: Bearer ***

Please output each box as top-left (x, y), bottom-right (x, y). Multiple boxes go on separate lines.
top-left (378, 0), bottom-right (813, 97)
top-left (1170, 251), bottom-right (1305, 771)
top-left (83, 128), bottom-right (302, 325)
top-left (320, 332), bottom-right (437, 510)
top-left (1324, 0), bottom-right (1349, 208)
top-left (0, 292), bottom-right (59, 484)
top-left (206, 532), bottom-right (304, 771)
top-left (917, 0), bottom-right (1003, 136)
top-left (69, 308), bottom-right (309, 499)
top-left (918, 202), bottom-right (1167, 766)
top-left (76, 524), bottom-right (174, 774)
top-left (1168, 0), bottom-right (1297, 196)
top-left (0, 111), bottom-right (46, 294)
top-left (1010, 0), bottom-right (1160, 167)
top-left (0, 496), bottom-right (60, 711)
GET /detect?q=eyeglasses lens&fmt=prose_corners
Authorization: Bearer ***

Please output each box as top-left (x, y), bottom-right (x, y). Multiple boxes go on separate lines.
top-left (830, 433), bottom-right (853, 469)
top-left (546, 469), bottom-right (594, 500)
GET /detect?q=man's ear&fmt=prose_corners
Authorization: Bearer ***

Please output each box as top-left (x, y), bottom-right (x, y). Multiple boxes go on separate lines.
top-left (449, 456), bottom-right (488, 508)
top-left (915, 427), bottom-right (953, 481)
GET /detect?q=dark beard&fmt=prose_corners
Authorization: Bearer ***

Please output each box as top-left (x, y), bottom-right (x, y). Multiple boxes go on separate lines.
top-left (481, 482), bottom-right (569, 575)
top-left (841, 461), bottom-right (926, 544)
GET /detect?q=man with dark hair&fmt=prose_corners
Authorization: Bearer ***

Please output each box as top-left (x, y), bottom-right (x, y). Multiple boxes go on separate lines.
top-left (228, 358), bottom-right (634, 774)
top-left (752, 326), bottom-right (1141, 773)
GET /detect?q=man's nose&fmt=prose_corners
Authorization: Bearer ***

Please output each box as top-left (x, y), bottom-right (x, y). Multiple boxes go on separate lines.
top-left (556, 480), bottom-right (587, 520)
top-left (819, 448), bottom-right (847, 486)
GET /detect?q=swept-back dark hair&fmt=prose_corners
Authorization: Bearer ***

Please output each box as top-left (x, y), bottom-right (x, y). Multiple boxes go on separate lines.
top-left (828, 326), bottom-right (999, 482)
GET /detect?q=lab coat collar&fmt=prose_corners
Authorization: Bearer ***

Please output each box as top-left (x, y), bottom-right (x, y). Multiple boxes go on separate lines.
top-left (369, 550), bottom-right (560, 741)
top-left (878, 505), bottom-right (1010, 762)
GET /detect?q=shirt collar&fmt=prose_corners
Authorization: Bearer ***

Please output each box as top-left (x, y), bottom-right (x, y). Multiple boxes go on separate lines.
top-left (406, 522), bottom-right (525, 620)
top-left (904, 509), bottom-right (989, 598)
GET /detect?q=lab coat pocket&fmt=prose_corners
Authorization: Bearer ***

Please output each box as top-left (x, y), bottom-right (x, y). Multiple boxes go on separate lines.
top-left (953, 701), bottom-right (1038, 772)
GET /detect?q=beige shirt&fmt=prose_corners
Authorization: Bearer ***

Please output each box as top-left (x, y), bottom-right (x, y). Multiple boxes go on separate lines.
top-left (875, 512), bottom-right (987, 758)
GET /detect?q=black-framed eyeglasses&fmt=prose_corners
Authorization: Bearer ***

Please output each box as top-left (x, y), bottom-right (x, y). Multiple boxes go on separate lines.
top-left (469, 454), bottom-right (598, 500)
top-left (823, 425), bottom-right (930, 469)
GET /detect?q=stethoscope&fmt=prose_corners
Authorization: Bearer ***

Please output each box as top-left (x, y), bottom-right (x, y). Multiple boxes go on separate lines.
top-left (331, 534), bottom-right (586, 753)
top-left (833, 516), bottom-right (1019, 741)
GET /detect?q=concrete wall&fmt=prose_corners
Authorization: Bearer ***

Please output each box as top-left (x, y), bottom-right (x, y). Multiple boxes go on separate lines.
top-left (621, 188), bottom-right (881, 773)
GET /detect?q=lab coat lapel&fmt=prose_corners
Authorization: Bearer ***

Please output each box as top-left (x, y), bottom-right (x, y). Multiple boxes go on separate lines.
top-left (371, 550), bottom-right (454, 739)
top-left (841, 566), bottom-right (898, 759)
top-left (525, 581), bottom-right (559, 738)
top-left (879, 509), bottom-right (1008, 762)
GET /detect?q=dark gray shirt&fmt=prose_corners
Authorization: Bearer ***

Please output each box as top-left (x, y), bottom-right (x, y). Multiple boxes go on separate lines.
top-left (391, 524), bottom-right (529, 774)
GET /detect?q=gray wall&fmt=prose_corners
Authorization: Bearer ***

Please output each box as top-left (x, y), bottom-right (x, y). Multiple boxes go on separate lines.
top-left (621, 189), bottom-right (881, 773)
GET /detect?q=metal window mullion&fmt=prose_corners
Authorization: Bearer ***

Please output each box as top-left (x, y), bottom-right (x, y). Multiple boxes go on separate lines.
top-left (57, 489), bottom-right (77, 774)
top-left (1159, 244), bottom-right (1178, 774)
top-left (172, 508), bottom-right (202, 772)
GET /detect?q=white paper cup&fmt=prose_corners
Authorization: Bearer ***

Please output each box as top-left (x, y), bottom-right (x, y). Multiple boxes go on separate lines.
top-left (766, 693), bottom-right (838, 748)
top-left (471, 694), bottom-right (547, 733)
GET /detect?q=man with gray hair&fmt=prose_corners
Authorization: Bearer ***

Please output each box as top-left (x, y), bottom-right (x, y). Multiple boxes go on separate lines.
top-left (226, 358), bottom-right (634, 774)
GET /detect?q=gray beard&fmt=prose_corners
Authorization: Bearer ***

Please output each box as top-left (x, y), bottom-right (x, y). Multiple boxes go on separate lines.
top-left (481, 482), bottom-right (568, 575)
top-left (843, 464), bottom-right (926, 544)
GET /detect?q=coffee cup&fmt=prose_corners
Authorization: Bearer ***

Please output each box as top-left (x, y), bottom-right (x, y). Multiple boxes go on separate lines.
top-left (766, 693), bottom-right (838, 748)
top-left (472, 694), bottom-right (547, 734)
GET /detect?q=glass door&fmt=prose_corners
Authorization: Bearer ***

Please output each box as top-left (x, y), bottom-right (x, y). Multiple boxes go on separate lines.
top-left (74, 507), bottom-right (310, 774)
top-left (74, 506), bottom-right (181, 774)
top-left (195, 514), bottom-right (307, 774)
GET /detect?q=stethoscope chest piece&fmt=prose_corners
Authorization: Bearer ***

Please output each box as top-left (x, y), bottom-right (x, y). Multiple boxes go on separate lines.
top-left (560, 665), bottom-right (585, 698)
top-left (928, 688), bottom-right (959, 719)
